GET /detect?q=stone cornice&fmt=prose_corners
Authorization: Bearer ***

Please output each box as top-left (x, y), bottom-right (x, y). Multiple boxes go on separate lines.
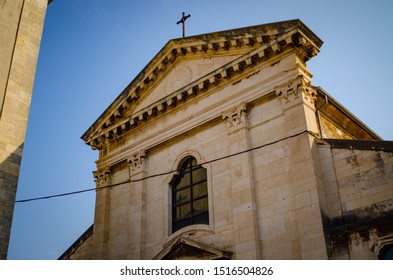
top-left (82, 20), bottom-right (322, 150)
top-left (95, 65), bottom-right (301, 169)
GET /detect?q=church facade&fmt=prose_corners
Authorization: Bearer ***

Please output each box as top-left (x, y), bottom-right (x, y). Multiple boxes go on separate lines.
top-left (60, 19), bottom-right (393, 260)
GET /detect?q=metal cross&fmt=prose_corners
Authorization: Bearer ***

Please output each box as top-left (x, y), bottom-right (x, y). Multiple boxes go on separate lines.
top-left (177, 12), bottom-right (191, 38)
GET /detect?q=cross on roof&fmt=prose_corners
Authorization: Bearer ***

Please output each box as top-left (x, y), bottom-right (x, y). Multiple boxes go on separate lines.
top-left (176, 12), bottom-right (191, 38)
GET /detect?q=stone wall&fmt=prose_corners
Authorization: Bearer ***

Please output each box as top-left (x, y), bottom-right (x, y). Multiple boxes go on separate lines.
top-left (0, 0), bottom-right (48, 259)
top-left (81, 48), bottom-right (333, 259)
top-left (59, 225), bottom-right (93, 260)
top-left (318, 140), bottom-right (393, 259)
top-left (64, 20), bottom-right (392, 260)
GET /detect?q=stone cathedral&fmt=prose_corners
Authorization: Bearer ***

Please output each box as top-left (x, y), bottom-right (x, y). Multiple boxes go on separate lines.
top-left (60, 20), bottom-right (393, 260)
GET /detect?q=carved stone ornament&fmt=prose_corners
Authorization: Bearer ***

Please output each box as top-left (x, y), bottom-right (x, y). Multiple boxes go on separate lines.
top-left (93, 167), bottom-right (111, 186)
top-left (128, 150), bottom-right (147, 172)
top-left (275, 75), bottom-right (317, 106)
top-left (368, 229), bottom-right (393, 257)
top-left (222, 103), bottom-right (248, 131)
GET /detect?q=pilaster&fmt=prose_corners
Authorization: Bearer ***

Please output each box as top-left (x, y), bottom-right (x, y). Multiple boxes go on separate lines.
top-left (222, 103), bottom-right (261, 259)
top-left (274, 74), bottom-right (328, 259)
top-left (275, 74), bottom-right (319, 135)
top-left (91, 167), bottom-right (111, 259)
top-left (127, 150), bottom-right (147, 259)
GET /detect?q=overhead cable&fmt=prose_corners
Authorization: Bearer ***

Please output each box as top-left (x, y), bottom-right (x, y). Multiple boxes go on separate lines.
top-left (15, 129), bottom-right (314, 203)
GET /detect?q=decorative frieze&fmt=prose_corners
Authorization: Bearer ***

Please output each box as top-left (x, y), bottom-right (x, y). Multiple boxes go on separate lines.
top-left (222, 103), bottom-right (248, 132)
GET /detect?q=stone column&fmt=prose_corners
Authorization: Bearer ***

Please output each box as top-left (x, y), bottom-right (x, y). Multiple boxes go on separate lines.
top-left (127, 150), bottom-right (147, 259)
top-left (0, 0), bottom-right (48, 260)
top-left (222, 103), bottom-right (261, 259)
top-left (91, 167), bottom-right (111, 259)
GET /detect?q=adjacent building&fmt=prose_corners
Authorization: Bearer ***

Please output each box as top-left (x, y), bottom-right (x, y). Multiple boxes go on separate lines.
top-left (0, 0), bottom-right (51, 260)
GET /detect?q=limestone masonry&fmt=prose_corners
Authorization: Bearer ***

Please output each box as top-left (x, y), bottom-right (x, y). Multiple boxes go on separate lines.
top-left (58, 19), bottom-right (393, 260)
top-left (0, 0), bottom-right (49, 260)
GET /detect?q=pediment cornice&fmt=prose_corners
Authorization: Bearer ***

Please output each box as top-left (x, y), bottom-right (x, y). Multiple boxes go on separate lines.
top-left (153, 236), bottom-right (232, 260)
top-left (82, 19), bottom-right (322, 149)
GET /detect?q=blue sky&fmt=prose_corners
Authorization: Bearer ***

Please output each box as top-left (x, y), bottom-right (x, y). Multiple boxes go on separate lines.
top-left (8, 0), bottom-right (393, 259)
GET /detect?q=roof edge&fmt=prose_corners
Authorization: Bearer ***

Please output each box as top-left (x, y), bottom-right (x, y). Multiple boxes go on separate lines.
top-left (81, 19), bottom-right (323, 144)
top-left (172, 19), bottom-right (323, 46)
top-left (315, 86), bottom-right (382, 140)
top-left (319, 138), bottom-right (393, 152)
top-left (58, 224), bottom-right (94, 260)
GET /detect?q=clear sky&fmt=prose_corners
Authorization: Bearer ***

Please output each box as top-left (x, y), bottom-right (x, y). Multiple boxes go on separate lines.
top-left (7, 0), bottom-right (393, 259)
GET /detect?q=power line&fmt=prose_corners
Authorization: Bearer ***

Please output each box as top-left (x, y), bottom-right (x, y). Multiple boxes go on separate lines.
top-left (15, 129), bottom-right (314, 203)
top-left (15, 188), bottom-right (96, 203)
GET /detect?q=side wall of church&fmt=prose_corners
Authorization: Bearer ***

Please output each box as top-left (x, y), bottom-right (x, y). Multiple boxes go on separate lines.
top-left (319, 114), bottom-right (354, 140)
top-left (62, 233), bottom-right (93, 260)
top-left (318, 144), bottom-right (393, 259)
top-left (0, 0), bottom-right (48, 260)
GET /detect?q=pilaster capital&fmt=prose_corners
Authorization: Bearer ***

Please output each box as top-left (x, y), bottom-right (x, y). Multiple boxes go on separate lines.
top-left (222, 102), bottom-right (248, 132)
top-left (128, 150), bottom-right (147, 173)
top-left (275, 75), bottom-right (317, 108)
top-left (93, 166), bottom-right (111, 186)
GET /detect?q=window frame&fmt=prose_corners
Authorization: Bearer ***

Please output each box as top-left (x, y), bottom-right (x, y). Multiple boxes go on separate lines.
top-left (170, 156), bottom-right (209, 233)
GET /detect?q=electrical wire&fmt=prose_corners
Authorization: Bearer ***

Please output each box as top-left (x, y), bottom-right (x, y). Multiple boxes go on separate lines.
top-left (15, 129), bottom-right (315, 203)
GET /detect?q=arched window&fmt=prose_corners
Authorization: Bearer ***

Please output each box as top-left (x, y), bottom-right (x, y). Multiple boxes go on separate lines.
top-left (171, 157), bottom-right (209, 233)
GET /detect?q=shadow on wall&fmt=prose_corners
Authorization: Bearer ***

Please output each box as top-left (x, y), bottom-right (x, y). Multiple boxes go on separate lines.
top-left (0, 143), bottom-right (24, 260)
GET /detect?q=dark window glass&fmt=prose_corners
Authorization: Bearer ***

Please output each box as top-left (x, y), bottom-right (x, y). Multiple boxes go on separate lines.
top-left (192, 182), bottom-right (207, 199)
top-left (379, 245), bottom-right (393, 260)
top-left (171, 157), bottom-right (208, 233)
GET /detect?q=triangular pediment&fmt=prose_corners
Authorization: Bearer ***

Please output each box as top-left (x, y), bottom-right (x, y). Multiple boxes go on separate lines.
top-left (153, 236), bottom-right (232, 260)
top-left (82, 19), bottom-right (323, 149)
top-left (129, 54), bottom-right (243, 116)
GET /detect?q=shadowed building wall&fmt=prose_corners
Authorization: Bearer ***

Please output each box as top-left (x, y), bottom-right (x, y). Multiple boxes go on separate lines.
top-left (0, 0), bottom-right (50, 260)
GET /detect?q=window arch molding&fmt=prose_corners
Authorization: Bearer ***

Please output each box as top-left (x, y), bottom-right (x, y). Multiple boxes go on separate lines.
top-left (164, 150), bottom-right (214, 236)
top-left (170, 150), bottom-right (205, 171)
top-left (369, 230), bottom-right (393, 259)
